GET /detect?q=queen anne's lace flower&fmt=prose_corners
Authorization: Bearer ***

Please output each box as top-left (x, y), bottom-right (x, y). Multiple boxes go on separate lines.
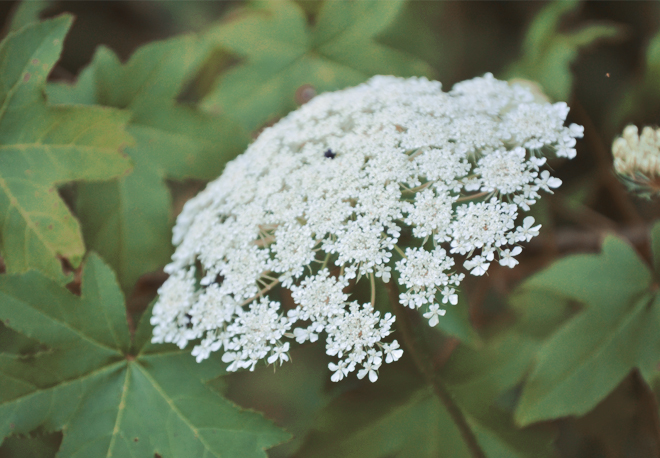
top-left (151, 73), bottom-right (582, 382)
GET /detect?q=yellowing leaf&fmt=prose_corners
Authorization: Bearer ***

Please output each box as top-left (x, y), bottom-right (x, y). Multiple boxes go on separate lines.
top-left (203, 0), bottom-right (434, 133)
top-left (0, 15), bottom-right (133, 283)
top-left (47, 35), bottom-right (248, 294)
top-left (0, 254), bottom-right (289, 457)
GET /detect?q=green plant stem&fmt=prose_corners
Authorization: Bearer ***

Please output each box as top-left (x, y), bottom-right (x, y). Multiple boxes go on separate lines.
top-left (384, 280), bottom-right (487, 458)
top-left (393, 244), bottom-right (406, 258)
top-left (456, 190), bottom-right (490, 202)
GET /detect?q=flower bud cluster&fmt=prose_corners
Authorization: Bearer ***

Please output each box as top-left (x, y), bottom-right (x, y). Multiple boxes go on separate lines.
top-left (151, 74), bottom-right (582, 382)
top-left (612, 124), bottom-right (660, 197)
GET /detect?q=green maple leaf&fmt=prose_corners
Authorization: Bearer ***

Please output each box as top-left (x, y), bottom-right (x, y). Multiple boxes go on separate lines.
top-left (0, 16), bottom-right (133, 283)
top-left (513, 235), bottom-right (660, 426)
top-left (47, 35), bottom-right (248, 295)
top-left (202, 0), bottom-right (434, 133)
top-left (0, 253), bottom-right (290, 457)
top-left (297, 333), bottom-right (552, 458)
top-left (504, 0), bottom-right (620, 101)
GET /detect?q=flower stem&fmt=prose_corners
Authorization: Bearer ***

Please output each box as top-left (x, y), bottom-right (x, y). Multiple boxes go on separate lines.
top-left (321, 252), bottom-right (331, 270)
top-left (240, 278), bottom-right (280, 307)
top-left (384, 280), bottom-right (486, 458)
top-left (456, 191), bottom-right (490, 202)
top-left (402, 181), bottom-right (434, 194)
top-left (393, 244), bottom-right (406, 258)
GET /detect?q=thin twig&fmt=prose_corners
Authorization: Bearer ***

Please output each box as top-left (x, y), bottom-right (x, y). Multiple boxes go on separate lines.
top-left (384, 281), bottom-right (486, 458)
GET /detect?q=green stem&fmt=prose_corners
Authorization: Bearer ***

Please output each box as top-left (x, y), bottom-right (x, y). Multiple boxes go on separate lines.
top-left (456, 191), bottom-right (490, 202)
top-left (393, 244), bottom-right (406, 258)
top-left (240, 278), bottom-right (280, 307)
top-left (321, 252), bottom-right (331, 270)
top-left (402, 181), bottom-right (434, 194)
top-left (384, 281), bottom-right (487, 458)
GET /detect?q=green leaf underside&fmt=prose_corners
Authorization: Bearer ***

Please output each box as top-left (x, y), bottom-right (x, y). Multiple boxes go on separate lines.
top-left (46, 35), bottom-right (248, 294)
top-left (0, 16), bottom-right (133, 282)
top-left (202, 0), bottom-right (434, 133)
top-left (298, 336), bottom-right (552, 458)
top-left (504, 0), bottom-right (620, 101)
top-left (0, 254), bottom-right (289, 457)
top-left (514, 236), bottom-right (660, 426)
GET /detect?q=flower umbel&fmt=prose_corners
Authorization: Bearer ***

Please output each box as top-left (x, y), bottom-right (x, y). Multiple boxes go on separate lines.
top-left (152, 74), bottom-right (582, 382)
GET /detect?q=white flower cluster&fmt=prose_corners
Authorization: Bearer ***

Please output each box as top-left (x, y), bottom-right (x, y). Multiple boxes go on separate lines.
top-left (613, 125), bottom-right (660, 177)
top-left (611, 125), bottom-right (660, 197)
top-left (152, 74), bottom-right (582, 382)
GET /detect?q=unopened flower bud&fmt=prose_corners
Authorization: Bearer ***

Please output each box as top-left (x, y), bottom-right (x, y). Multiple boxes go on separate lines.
top-left (612, 124), bottom-right (660, 197)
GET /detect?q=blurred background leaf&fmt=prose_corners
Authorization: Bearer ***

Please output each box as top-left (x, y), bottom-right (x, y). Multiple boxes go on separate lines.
top-left (611, 29), bottom-right (660, 131)
top-left (47, 35), bottom-right (248, 296)
top-left (513, 236), bottom-right (660, 426)
top-left (432, 290), bottom-right (481, 347)
top-left (201, 0), bottom-right (435, 134)
top-left (503, 0), bottom-right (621, 101)
top-left (0, 432), bottom-right (61, 458)
top-left (7, 0), bottom-right (49, 32)
top-left (297, 350), bottom-right (553, 458)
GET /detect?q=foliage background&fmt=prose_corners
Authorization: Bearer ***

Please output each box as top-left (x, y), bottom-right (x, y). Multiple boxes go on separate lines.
top-left (1, 1), bottom-right (660, 457)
